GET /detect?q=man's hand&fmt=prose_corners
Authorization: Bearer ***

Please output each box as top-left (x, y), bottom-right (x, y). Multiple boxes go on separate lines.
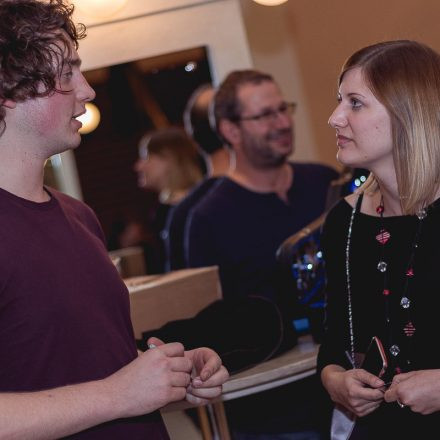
top-left (147, 337), bottom-right (229, 406)
top-left (105, 340), bottom-right (192, 418)
top-left (184, 346), bottom-right (229, 405)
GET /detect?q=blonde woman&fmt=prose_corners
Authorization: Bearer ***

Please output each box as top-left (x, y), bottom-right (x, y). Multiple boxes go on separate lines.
top-left (318, 40), bottom-right (440, 439)
top-left (133, 126), bottom-right (203, 273)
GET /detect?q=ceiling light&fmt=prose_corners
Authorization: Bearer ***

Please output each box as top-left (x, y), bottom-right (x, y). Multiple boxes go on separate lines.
top-left (252, 0), bottom-right (288, 5)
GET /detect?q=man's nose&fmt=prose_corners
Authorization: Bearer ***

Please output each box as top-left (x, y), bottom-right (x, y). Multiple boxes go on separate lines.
top-left (77, 72), bottom-right (96, 102)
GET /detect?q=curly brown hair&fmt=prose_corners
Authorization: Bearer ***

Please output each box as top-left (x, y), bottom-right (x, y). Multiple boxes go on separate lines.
top-left (0, 0), bottom-right (86, 133)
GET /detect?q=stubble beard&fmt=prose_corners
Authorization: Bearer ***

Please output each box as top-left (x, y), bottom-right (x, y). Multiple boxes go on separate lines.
top-left (241, 131), bottom-right (292, 169)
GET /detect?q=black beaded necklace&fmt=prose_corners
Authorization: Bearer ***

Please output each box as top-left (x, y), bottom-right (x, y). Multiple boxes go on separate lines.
top-left (375, 196), bottom-right (426, 374)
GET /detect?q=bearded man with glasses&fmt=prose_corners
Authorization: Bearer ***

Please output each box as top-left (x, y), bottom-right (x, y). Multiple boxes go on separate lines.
top-left (185, 69), bottom-right (339, 440)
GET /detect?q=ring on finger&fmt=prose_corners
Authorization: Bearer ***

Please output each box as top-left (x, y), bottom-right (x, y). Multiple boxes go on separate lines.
top-left (397, 400), bottom-right (406, 408)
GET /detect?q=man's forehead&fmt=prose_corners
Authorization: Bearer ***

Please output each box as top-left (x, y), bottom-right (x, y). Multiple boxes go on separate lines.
top-left (237, 81), bottom-right (283, 109)
top-left (51, 30), bottom-right (81, 65)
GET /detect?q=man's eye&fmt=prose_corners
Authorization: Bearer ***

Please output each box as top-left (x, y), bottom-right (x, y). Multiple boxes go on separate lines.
top-left (63, 70), bottom-right (73, 79)
top-left (257, 111), bottom-right (272, 120)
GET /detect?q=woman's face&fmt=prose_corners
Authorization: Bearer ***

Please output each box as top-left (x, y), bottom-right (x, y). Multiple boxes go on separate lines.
top-left (328, 67), bottom-right (394, 173)
top-left (134, 147), bottom-right (170, 192)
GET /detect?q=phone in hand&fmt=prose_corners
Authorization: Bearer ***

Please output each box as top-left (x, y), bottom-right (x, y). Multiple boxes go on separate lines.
top-left (361, 336), bottom-right (388, 379)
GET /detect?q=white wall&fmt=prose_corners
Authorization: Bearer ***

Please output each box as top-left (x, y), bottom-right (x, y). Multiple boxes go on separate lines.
top-left (60, 0), bottom-right (254, 198)
top-left (74, 0), bottom-right (253, 85)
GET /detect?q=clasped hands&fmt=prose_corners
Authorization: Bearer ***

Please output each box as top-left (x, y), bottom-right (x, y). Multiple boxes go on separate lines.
top-left (146, 336), bottom-right (229, 407)
top-left (325, 367), bottom-right (440, 417)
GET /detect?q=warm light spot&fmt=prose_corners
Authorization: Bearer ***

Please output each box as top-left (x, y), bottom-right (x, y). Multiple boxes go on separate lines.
top-left (78, 103), bottom-right (101, 135)
top-left (252, 0), bottom-right (288, 5)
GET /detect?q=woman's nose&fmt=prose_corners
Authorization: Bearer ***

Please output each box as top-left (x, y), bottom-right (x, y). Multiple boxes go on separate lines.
top-left (328, 106), bottom-right (346, 129)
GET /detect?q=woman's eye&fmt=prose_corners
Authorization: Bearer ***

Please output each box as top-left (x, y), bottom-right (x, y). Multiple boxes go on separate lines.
top-left (350, 98), bottom-right (362, 110)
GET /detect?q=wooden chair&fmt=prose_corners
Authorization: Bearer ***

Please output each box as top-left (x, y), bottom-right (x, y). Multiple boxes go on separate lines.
top-left (124, 266), bottom-right (226, 440)
top-left (109, 245), bottom-right (147, 278)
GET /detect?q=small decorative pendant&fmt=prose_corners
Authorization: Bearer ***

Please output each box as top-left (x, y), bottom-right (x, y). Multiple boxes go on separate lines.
top-left (406, 268), bottom-right (414, 277)
top-left (377, 261), bottom-right (387, 272)
top-left (416, 208), bottom-right (427, 220)
top-left (404, 322), bottom-right (416, 337)
top-left (400, 297), bottom-right (411, 309)
top-left (383, 289), bottom-right (390, 296)
top-left (376, 204), bottom-right (384, 215)
top-left (390, 344), bottom-right (400, 357)
top-left (376, 229), bottom-right (391, 245)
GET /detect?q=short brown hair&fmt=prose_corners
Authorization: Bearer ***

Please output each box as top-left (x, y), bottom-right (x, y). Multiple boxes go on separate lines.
top-left (213, 69), bottom-right (274, 126)
top-left (341, 40), bottom-right (440, 214)
top-left (0, 0), bottom-right (85, 133)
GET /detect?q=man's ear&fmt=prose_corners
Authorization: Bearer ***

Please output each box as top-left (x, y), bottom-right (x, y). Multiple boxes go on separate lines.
top-left (218, 118), bottom-right (240, 147)
top-left (1, 99), bottom-right (17, 109)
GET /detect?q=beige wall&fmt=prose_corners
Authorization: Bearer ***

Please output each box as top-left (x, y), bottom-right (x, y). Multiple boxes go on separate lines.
top-left (240, 0), bottom-right (440, 169)
top-left (68, 0), bottom-right (440, 186)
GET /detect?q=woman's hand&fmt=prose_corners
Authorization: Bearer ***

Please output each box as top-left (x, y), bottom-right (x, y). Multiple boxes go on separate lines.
top-left (384, 369), bottom-right (440, 414)
top-left (321, 365), bottom-right (385, 417)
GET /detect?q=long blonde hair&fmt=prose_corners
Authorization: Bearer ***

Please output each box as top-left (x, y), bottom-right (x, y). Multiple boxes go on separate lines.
top-left (339, 40), bottom-right (440, 214)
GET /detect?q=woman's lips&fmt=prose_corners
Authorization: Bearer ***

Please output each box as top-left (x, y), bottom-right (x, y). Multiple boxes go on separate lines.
top-left (336, 134), bottom-right (352, 146)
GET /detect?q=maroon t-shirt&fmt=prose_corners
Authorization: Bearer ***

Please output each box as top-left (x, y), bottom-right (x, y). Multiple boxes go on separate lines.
top-left (0, 187), bottom-right (169, 439)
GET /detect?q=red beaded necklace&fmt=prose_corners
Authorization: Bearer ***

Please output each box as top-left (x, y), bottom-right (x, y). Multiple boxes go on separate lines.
top-left (375, 196), bottom-right (426, 374)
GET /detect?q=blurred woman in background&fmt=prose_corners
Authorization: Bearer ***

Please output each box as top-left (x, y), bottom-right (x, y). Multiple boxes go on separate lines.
top-left (135, 127), bottom-right (204, 205)
top-left (132, 126), bottom-right (203, 273)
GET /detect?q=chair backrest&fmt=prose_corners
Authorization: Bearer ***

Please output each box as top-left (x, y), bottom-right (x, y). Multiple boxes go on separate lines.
top-left (108, 245), bottom-right (147, 278)
top-left (324, 167), bottom-right (355, 211)
top-left (124, 266), bottom-right (222, 339)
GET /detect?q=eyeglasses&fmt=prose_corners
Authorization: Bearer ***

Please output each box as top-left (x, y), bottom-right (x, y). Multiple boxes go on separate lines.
top-left (235, 102), bottom-right (297, 124)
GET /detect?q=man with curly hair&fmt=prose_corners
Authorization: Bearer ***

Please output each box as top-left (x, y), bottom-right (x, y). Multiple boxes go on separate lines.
top-left (0, 1), bottom-right (228, 438)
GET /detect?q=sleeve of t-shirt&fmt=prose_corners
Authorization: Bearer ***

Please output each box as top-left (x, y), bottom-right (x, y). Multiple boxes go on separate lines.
top-left (78, 202), bottom-right (107, 246)
top-left (55, 189), bottom-right (107, 246)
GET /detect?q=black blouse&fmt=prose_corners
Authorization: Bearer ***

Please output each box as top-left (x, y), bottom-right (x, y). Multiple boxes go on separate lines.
top-left (317, 196), bottom-right (440, 438)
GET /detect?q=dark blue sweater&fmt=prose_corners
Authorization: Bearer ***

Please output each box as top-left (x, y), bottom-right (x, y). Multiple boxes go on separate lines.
top-left (187, 162), bottom-right (338, 302)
